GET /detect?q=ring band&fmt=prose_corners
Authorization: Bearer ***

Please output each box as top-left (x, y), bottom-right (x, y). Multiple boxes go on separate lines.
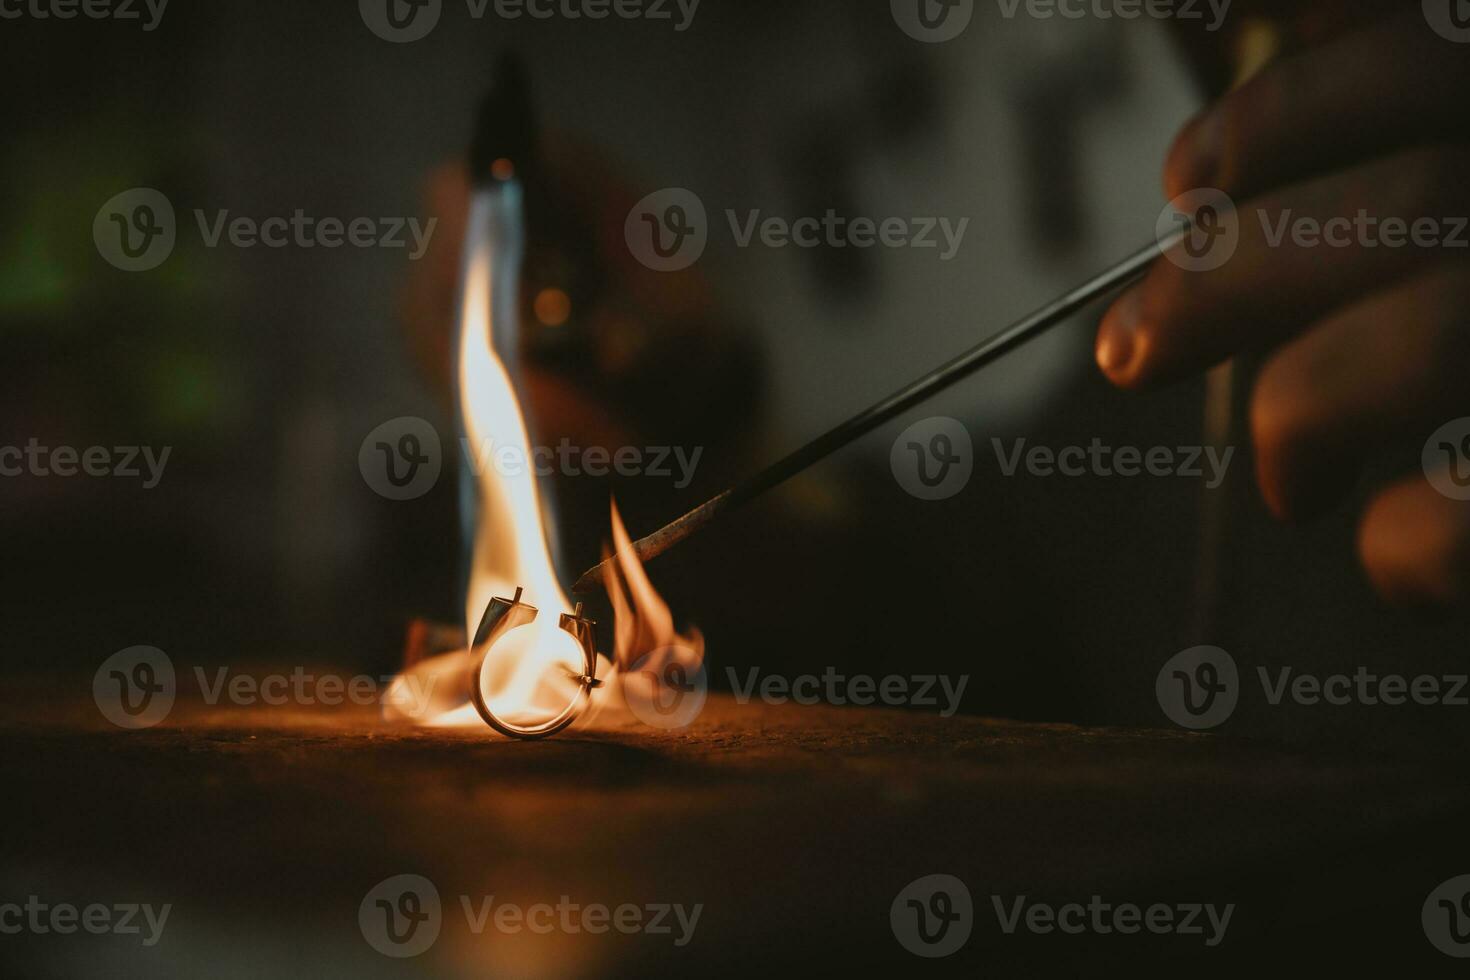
top-left (468, 587), bottom-right (602, 739)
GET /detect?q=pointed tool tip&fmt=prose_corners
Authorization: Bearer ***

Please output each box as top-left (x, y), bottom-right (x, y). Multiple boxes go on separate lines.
top-left (571, 561), bottom-right (608, 596)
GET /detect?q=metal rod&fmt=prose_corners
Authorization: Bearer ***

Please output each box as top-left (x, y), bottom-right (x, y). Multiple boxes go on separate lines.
top-left (573, 235), bottom-right (1176, 594)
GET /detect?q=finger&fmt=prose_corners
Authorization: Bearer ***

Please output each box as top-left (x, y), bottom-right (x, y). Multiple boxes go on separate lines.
top-left (1359, 477), bottom-right (1470, 607)
top-left (1096, 145), bottom-right (1470, 389)
top-left (1248, 263), bottom-right (1470, 520)
top-left (1165, 12), bottom-right (1470, 202)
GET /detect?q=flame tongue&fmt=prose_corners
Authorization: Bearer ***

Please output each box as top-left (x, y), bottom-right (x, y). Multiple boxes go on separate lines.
top-left (389, 183), bottom-right (702, 733)
top-left (601, 501), bottom-right (705, 732)
top-left (605, 503), bottom-right (687, 669)
top-left (453, 183), bottom-right (586, 729)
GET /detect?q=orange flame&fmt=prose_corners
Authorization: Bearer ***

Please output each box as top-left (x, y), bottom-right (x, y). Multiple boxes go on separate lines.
top-left (603, 502), bottom-right (703, 673)
top-left (387, 191), bottom-right (700, 733)
top-left (449, 193), bottom-right (587, 730)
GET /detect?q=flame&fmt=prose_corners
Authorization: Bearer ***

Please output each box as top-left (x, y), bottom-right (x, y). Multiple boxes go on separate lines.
top-left (590, 502), bottom-right (706, 730)
top-left (603, 503), bottom-right (703, 673)
top-left (387, 186), bottom-right (700, 733)
top-left (449, 189), bottom-right (591, 730)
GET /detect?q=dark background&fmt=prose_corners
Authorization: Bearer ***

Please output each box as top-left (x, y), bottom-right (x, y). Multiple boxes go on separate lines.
top-left (3, 0), bottom-right (1464, 752)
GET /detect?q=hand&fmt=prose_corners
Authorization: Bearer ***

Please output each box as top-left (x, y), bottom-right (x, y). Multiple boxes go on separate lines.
top-left (1095, 12), bottom-right (1470, 606)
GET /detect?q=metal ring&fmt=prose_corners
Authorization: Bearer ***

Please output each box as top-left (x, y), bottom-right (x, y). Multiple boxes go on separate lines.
top-left (468, 587), bottom-right (602, 740)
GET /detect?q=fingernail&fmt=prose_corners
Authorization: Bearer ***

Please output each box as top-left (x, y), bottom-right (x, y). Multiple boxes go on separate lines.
top-left (1168, 112), bottom-right (1223, 199)
top-left (1096, 289), bottom-right (1141, 378)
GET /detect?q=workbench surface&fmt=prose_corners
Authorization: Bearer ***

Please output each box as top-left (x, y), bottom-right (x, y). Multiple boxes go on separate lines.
top-left (3, 683), bottom-right (1466, 975)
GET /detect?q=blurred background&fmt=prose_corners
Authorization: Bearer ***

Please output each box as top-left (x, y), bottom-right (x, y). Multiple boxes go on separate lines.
top-left (4, 0), bottom-right (1463, 750)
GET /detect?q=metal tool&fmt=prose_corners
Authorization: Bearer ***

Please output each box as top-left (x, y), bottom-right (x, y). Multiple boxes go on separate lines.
top-left (574, 231), bottom-right (1184, 594)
